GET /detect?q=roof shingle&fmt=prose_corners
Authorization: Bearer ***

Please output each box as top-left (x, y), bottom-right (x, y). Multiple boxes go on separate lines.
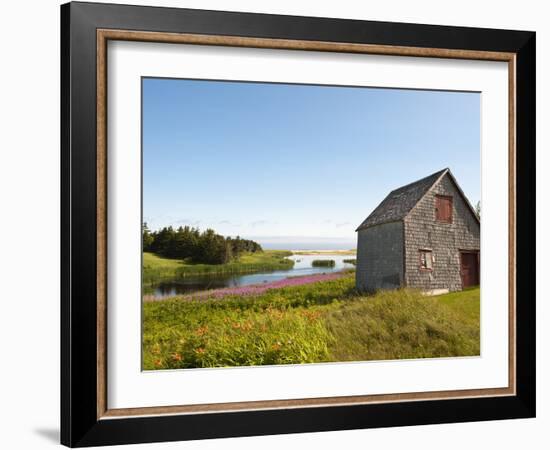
top-left (356, 169), bottom-right (448, 231)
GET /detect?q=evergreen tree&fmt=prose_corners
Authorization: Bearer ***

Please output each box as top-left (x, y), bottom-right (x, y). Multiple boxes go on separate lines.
top-left (144, 224), bottom-right (262, 264)
top-left (475, 201), bottom-right (481, 219)
top-left (142, 222), bottom-right (154, 251)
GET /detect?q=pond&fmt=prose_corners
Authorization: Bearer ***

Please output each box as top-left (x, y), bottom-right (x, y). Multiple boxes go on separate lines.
top-left (147, 253), bottom-right (355, 300)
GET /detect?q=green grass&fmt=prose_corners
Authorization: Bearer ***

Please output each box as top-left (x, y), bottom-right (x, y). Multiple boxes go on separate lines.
top-left (142, 273), bottom-right (480, 370)
top-left (143, 250), bottom-right (294, 284)
top-left (436, 286), bottom-right (480, 323)
top-left (325, 288), bottom-right (480, 361)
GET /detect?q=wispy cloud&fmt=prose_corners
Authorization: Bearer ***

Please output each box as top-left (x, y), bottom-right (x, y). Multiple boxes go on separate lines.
top-left (335, 222), bottom-right (351, 228)
top-left (249, 220), bottom-right (277, 227)
top-left (175, 218), bottom-right (201, 226)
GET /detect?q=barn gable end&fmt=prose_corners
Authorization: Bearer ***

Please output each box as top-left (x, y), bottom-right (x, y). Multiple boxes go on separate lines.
top-left (403, 171), bottom-right (480, 292)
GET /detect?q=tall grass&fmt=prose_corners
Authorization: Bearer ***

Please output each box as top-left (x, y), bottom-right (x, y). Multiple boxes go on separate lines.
top-left (343, 259), bottom-right (357, 265)
top-left (143, 303), bottom-right (333, 369)
top-left (142, 272), bottom-right (480, 370)
top-left (311, 259), bottom-right (336, 267)
top-left (325, 288), bottom-right (480, 361)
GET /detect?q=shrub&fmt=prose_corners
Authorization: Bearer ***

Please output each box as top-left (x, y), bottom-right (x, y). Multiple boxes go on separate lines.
top-left (311, 259), bottom-right (336, 267)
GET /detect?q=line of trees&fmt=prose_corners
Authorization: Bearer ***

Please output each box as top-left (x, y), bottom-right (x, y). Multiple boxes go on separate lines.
top-left (143, 224), bottom-right (263, 264)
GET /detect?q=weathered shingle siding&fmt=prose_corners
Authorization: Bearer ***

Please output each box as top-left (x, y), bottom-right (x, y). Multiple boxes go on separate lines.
top-left (404, 174), bottom-right (479, 291)
top-left (356, 221), bottom-right (404, 292)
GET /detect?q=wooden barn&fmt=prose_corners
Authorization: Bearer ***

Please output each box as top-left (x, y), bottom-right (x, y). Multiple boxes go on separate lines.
top-left (355, 168), bottom-right (480, 294)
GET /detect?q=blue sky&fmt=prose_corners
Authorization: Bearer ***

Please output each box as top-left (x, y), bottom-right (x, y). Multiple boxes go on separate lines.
top-left (143, 78), bottom-right (480, 248)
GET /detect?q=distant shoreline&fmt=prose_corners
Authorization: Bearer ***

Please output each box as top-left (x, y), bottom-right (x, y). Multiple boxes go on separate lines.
top-left (290, 249), bottom-right (356, 255)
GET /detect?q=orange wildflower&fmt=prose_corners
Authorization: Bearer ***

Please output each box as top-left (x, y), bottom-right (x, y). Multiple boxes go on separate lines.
top-left (241, 321), bottom-right (253, 331)
top-left (195, 325), bottom-right (209, 336)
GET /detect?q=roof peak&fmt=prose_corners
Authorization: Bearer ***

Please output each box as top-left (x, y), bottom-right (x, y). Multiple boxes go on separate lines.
top-left (356, 168), bottom-right (450, 231)
top-left (389, 168), bottom-right (448, 194)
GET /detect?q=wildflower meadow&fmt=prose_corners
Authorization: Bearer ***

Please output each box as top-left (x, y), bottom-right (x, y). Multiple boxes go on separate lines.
top-left (142, 271), bottom-right (480, 370)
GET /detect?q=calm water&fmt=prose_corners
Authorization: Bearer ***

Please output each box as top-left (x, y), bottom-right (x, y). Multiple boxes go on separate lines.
top-left (148, 254), bottom-right (355, 299)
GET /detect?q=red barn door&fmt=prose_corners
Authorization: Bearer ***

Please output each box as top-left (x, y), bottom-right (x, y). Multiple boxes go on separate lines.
top-left (460, 252), bottom-right (479, 288)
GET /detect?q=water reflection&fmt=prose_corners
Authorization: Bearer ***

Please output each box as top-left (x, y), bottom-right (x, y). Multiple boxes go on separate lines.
top-left (147, 254), bottom-right (355, 299)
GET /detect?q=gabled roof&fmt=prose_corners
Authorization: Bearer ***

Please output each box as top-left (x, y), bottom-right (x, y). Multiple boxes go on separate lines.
top-left (356, 168), bottom-right (449, 231)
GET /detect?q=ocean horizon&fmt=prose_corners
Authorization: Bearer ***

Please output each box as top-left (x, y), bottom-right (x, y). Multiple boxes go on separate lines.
top-left (258, 241), bottom-right (356, 251)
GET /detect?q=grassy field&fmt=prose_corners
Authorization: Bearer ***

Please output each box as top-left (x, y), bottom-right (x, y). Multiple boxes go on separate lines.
top-left (142, 272), bottom-right (480, 370)
top-left (143, 250), bottom-right (294, 284)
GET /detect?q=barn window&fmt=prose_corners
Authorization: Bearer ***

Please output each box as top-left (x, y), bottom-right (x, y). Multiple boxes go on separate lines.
top-left (435, 195), bottom-right (453, 223)
top-left (419, 250), bottom-right (433, 270)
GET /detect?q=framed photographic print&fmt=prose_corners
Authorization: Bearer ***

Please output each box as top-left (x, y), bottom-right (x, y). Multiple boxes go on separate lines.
top-left (60, 2), bottom-right (536, 447)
